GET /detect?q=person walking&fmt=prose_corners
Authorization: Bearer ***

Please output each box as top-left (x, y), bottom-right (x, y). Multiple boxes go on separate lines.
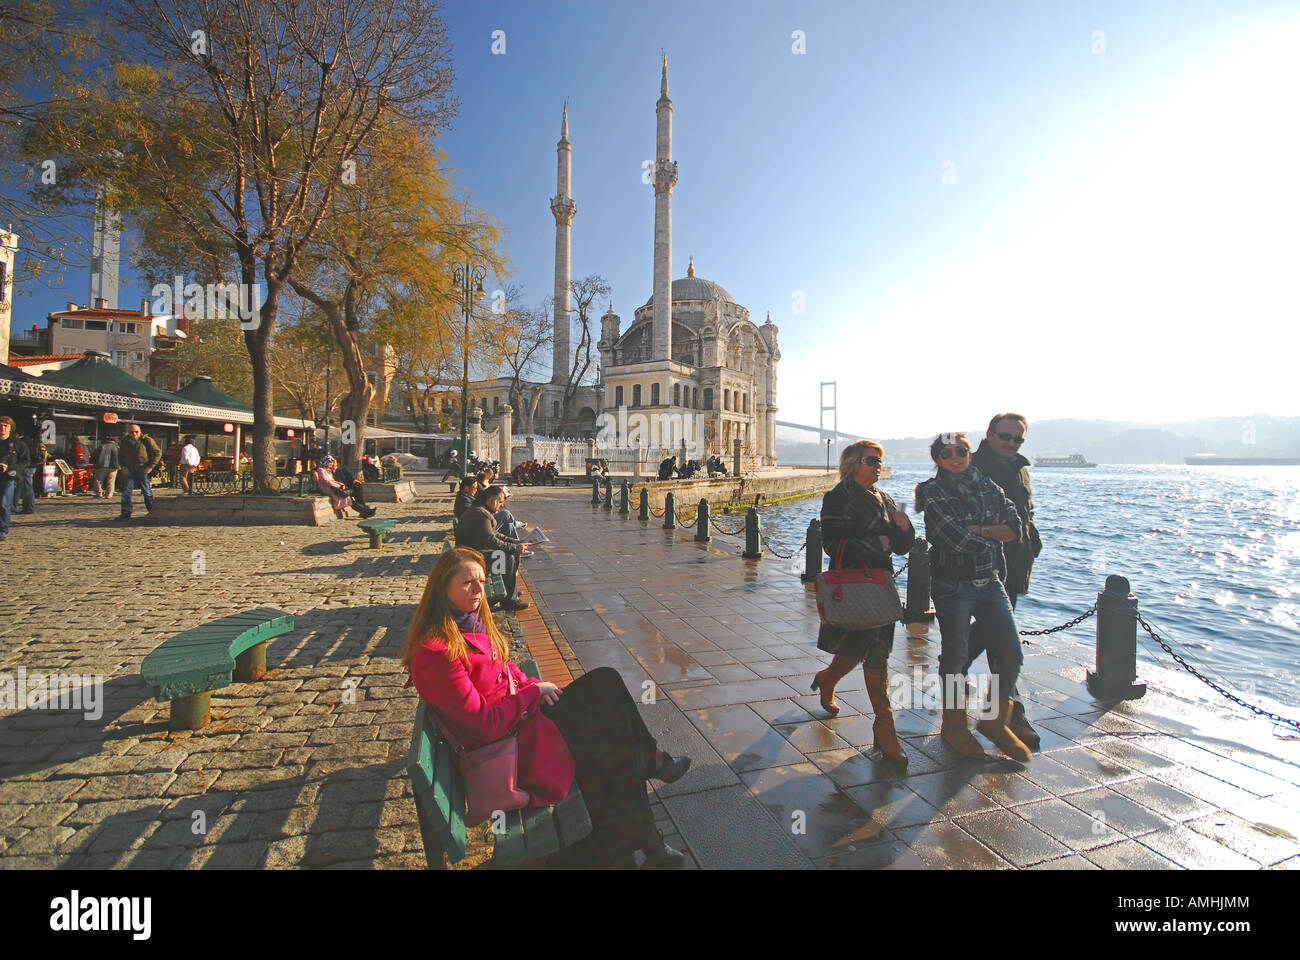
top-left (915, 433), bottom-right (1030, 762)
top-left (810, 440), bottom-right (915, 765)
top-left (177, 436), bottom-right (201, 495)
top-left (117, 424), bottom-right (162, 519)
top-left (15, 430), bottom-right (38, 514)
top-left (402, 547), bottom-right (690, 868)
top-left (968, 413), bottom-right (1043, 748)
top-left (92, 435), bottom-right (121, 499)
top-left (0, 417), bottom-right (32, 540)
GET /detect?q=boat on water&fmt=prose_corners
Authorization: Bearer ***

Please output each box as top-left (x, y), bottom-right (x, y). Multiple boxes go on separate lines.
top-left (1184, 455), bottom-right (1300, 466)
top-left (1034, 454), bottom-right (1097, 468)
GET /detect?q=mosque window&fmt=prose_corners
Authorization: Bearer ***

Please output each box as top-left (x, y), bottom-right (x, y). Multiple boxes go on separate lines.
top-left (673, 383), bottom-right (681, 406)
top-left (703, 388), bottom-right (713, 410)
top-left (650, 382), bottom-right (660, 405)
top-left (632, 384), bottom-right (642, 407)
top-left (615, 385), bottom-right (624, 407)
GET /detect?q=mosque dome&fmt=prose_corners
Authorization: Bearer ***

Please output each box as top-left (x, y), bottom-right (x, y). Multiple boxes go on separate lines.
top-left (642, 256), bottom-right (737, 309)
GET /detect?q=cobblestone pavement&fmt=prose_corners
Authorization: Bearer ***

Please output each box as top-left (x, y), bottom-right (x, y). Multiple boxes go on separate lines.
top-left (0, 475), bottom-right (505, 869)
top-left (2, 479), bottom-right (1298, 870)
top-left (516, 486), bottom-right (1300, 870)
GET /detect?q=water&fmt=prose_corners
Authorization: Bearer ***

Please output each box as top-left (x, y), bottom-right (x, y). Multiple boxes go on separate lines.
top-left (759, 464), bottom-right (1300, 709)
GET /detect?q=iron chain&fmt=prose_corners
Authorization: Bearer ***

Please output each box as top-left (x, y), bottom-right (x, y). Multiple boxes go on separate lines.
top-left (710, 516), bottom-right (746, 537)
top-left (764, 539), bottom-right (806, 560)
top-left (1136, 613), bottom-right (1300, 733)
top-left (1017, 604), bottom-right (1096, 639)
top-left (892, 560), bottom-right (909, 581)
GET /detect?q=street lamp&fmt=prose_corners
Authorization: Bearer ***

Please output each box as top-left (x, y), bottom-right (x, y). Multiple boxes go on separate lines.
top-left (453, 261), bottom-right (487, 479)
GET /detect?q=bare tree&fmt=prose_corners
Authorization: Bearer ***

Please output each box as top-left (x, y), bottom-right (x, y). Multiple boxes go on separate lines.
top-left (558, 273), bottom-right (610, 436)
top-left (483, 285), bottom-right (551, 434)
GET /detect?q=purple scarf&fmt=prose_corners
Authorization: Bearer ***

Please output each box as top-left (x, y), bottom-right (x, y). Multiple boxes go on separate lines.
top-left (453, 609), bottom-right (488, 641)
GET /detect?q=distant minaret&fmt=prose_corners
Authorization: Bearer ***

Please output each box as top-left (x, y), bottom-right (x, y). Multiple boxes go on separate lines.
top-left (651, 56), bottom-right (678, 362)
top-left (89, 184), bottom-right (120, 309)
top-left (550, 104), bottom-right (576, 383)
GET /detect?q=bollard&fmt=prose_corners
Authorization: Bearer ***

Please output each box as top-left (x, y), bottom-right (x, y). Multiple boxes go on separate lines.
top-left (602, 476), bottom-right (613, 510)
top-left (801, 518), bottom-right (822, 583)
top-left (591, 477), bottom-right (601, 505)
top-left (743, 506), bottom-right (762, 559)
top-left (695, 498), bottom-right (711, 543)
top-left (663, 491), bottom-right (676, 529)
top-left (1086, 575), bottom-right (1148, 700)
top-left (619, 480), bottom-right (631, 516)
top-left (901, 537), bottom-right (936, 624)
top-left (638, 487), bottom-right (649, 521)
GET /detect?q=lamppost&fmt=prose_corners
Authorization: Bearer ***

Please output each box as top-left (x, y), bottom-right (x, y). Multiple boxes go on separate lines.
top-left (453, 261), bottom-right (486, 480)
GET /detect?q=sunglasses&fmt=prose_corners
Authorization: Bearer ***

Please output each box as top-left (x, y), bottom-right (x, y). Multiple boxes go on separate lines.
top-left (938, 446), bottom-right (970, 460)
top-left (995, 432), bottom-right (1025, 445)
top-left (862, 456), bottom-right (883, 467)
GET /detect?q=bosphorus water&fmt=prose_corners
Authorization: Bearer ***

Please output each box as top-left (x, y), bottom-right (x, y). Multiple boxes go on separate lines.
top-left (759, 464), bottom-right (1300, 710)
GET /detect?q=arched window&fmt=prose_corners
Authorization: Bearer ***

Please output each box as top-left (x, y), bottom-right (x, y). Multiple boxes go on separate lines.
top-left (703, 388), bottom-right (713, 410)
top-left (632, 384), bottom-right (642, 407)
top-left (615, 385), bottom-right (624, 407)
top-left (650, 382), bottom-right (660, 405)
top-left (673, 383), bottom-right (681, 406)
top-left (493, 396), bottom-right (500, 412)
top-left (743, 393), bottom-right (748, 414)
top-left (552, 400), bottom-right (560, 419)
top-left (692, 388), bottom-right (699, 409)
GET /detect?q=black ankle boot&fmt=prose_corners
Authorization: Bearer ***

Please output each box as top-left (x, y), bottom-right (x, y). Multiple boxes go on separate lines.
top-left (650, 750), bottom-right (691, 784)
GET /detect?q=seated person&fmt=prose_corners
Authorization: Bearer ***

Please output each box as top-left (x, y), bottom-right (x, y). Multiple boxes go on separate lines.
top-left (360, 456), bottom-right (381, 482)
top-left (314, 455), bottom-right (377, 519)
top-left (455, 484), bottom-right (530, 611)
top-left (401, 547), bottom-right (690, 868)
top-left (657, 455), bottom-right (678, 481)
top-left (454, 476), bottom-right (479, 521)
top-left (332, 459), bottom-right (373, 512)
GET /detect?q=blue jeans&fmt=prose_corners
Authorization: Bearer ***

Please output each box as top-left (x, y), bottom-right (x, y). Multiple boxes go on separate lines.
top-left (0, 478), bottom-right (14, 534)
top-left (496, 507), bottom-right (521, 541)
top-left (931, 575), bottom-right (1022, 706)
top-left (16, 468), bottom-right (36, 512)
top-left (120, 469), bottom-right (154, 516)
top-left (965, 588), bottom-right (1021, 698)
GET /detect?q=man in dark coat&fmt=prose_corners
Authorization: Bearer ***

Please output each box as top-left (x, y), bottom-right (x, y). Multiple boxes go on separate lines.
top-left (453, 476), bottom-right (478, 521)
top-left (0, 416), bottom-right (32, 539)
top-left (657, 455), bottom-right (678, 481)
top-left (454, 484), bottom-right (530, 610)
top-left (968, 412), bottom-right (1043, 747)
top-left (116, 424), bottom-right (162, 519)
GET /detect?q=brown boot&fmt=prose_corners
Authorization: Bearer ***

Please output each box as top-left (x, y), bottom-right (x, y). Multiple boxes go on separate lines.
top-left (976, 700), bottom-right (1033, 762)
top-left (1006, 699), bottom-right (1040, 749)
top-left (863, 666), bottom-right (907, 765)
top-left (941, 707), bottom-right (986, 760)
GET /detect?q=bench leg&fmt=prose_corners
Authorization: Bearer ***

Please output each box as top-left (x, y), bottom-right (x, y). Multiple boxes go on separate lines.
top-left (169, 691), bottom-right (212, 731)
top-left (415, 801), bottom-right (448, 870)
top-left (234, 641), bottom-right (267, 682)
top-left (367, 533), bottom-right (384, 549)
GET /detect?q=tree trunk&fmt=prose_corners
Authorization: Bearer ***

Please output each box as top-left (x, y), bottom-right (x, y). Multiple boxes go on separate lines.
top-left (246, 272), bottom-right (280, 494)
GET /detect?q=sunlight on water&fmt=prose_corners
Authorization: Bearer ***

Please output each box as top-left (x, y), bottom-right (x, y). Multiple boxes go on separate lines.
top-left (761, 464), bottom-right (1300, 708)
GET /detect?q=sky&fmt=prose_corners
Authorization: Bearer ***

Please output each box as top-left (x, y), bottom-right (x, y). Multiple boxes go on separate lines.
top-left (11, 0), bottom-right (1300, 438)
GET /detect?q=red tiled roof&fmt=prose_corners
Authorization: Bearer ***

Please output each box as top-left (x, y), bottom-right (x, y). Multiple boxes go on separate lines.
top-left (45, 308), bottom-right (157, 320)
top-left (7, 354), bottom-right (84, 366)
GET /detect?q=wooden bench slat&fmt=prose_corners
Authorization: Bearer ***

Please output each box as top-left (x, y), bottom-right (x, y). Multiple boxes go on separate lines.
top-left (553, 779), bottom-right (593, 848)
top-left (443, 750), bottom-right (468, 862)
top-left (520, 805), bottom-right (560, 860)
top-left (492, 809), bottom-right (527, 866)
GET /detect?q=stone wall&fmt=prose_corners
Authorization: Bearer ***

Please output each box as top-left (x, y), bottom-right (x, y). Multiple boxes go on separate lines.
top-left (614, 469), bottom-right (839, 512)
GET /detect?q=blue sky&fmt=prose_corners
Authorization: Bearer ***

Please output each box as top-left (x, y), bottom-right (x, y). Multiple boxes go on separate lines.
top-left (13, 0), bottom-right (1300, 437)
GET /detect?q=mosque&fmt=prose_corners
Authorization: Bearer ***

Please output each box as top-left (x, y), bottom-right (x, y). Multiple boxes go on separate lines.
top-left (468, 59), bottom-right (779, 466)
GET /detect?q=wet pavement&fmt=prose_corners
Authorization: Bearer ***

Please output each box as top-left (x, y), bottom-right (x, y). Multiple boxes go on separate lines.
top-left (518, 486), bottom-right (1300, 869)
top-left (0, 478), bottom-right (1297, 869)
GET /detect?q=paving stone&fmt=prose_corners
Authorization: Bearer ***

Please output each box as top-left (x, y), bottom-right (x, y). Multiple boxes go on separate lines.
top-left (741, 761), bottom-right (888, 858)
top-left (1027, 853), bottom-right (1101, 869)
top-left (967, 771), bottom-right (1053, 808)
top-left (895, 820), bottom-right (1012, 870)
top-left (1018, 754), bottom-right (1105, 796)
top-left (842, 781), bottom-right (943, 830)
top-left (955, 808), bottom-right (1072, 867)
top-left (814, 838), bottom-right (930, 870)
top-left (637, 699), bottom-right (739, 798)
top-left (1184, 811), bottom-right (1298, 866)
top-left (1137, 827), bottom-right (1260, 869)
top-left (669, 678), bottom-right (799, 710)
top-left (685, 704), bottom-right (806, 773)
top-left (1014, 797), bottom-right (1124, 850)
top-left (1060, 787), bottom-right (1177, 838)
top-left (773, 721), bottom-right (853, 755)
top-left (1108, 776), bottom-right (1216, 823)
top-left (903, 771), bottom-right (1001, 818)
top-left (662, 785), bottom-right (812, 870)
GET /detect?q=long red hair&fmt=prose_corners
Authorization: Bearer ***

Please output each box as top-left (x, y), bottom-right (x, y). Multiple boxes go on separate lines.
top-left (401, 547), bottom-right (510, 668)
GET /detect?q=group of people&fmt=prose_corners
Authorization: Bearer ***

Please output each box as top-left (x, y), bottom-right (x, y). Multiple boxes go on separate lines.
top-left (812, 413), bottom-right (1042, 765)
top-left (656, 453), bottom-right (730, 480)
top-left (452, 466), bottom-right (530, 612)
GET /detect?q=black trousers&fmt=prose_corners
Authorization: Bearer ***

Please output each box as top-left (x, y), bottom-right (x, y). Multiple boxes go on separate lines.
top-left (543, 666), bottom-right (661, 868)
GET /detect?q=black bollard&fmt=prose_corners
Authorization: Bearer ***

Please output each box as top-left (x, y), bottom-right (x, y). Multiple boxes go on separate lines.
top-left (663, 491), bottom-right (676, 529)
top-left (591, 477), bottom-right (601, 505)
top-left (743, 506), bottom-right (762, 559)
top-left (901, 537), bottom-right (936, 624)
top-left (1086, 575), bottom-right (1148, 700)
top-left (602, 476), bottom-right (613, 510)
top-left (638, 487), bottom-right (649, 521)
top-left (695, 498), bottom-right (711, 543)
top-left (801, 518), bottom-right (822, 583)
top-left (619, 480), bottom-right (631, 516)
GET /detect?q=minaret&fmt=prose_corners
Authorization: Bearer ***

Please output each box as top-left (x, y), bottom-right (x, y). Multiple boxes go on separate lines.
top-left (651, 56), bottom-right (678, 362)
top-left (550, 104), bottom-right (576, 382)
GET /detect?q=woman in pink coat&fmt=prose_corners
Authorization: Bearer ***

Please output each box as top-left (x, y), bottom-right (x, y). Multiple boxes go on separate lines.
top-left (403, 546), bottom-right (692, 868)
top-left (313, 455), bottom-right (375, 518)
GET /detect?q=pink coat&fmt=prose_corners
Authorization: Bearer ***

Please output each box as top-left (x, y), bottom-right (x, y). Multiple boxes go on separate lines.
top-left (409, 632), bottom-right (575, 807)
top-left (313, 466), bottom-right (351, 511)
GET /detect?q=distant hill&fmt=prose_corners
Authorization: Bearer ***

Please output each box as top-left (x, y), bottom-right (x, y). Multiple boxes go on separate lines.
top-left (777, 415), bottom-right (1300, 465)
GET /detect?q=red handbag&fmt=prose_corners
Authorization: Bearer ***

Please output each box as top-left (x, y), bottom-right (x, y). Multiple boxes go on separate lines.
top-left (815, 541), bottom-right (903, 630)
top-left (437, 668), bottom-right (531, 826)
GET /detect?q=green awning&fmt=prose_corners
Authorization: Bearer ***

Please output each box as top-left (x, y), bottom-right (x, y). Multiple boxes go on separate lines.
top-left (174, 375), bottom-right (253, 412)
top-left (39, 351), bottom-right (185, 403)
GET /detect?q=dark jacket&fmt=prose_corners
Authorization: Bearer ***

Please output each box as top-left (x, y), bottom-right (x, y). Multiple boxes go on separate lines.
top-left (821, 478), bottom-right (915, 572)
top-left (971, 440), bottom-right (1041, 594)
top-left (453, 490), bottom-right (476, 520)
top-left (916, 466), bottom-right (1021, 583)
top-left (0, 435), bottom-right (31, 478)
top-left (657, 457), bottom-right (677, 480)
top-left (94, 441), bottom-right (121, 471)
top-left (455, 505), bottom-right (520, 556)
top-left (120, 433), bottom-right (162, 472)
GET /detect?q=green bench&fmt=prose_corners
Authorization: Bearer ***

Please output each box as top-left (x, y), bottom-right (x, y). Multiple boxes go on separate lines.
top-left (141, 608), bottom-right (295, 730)
top-left (358, 518), bottom-right (397, 548)
top-left (407, 659), bottom-right (592, 868)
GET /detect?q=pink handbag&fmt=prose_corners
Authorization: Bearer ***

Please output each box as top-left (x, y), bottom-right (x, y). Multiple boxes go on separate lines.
top-left (437, 668), bottom-right (531, 826)
top-left (815, 542), bottom-right (903, 630)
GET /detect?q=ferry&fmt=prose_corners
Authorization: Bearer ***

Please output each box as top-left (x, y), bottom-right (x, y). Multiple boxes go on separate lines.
top-left (1034, 454), bottom-right (1097, 468)
top-left (1184, 455), bottom-right (1300, 466)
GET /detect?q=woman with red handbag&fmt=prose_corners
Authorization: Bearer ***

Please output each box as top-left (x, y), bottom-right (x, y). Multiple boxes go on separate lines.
top-left (811, 440), bottom-right (915, 764)
top-left (403, 547), bottom-right (692, 868)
